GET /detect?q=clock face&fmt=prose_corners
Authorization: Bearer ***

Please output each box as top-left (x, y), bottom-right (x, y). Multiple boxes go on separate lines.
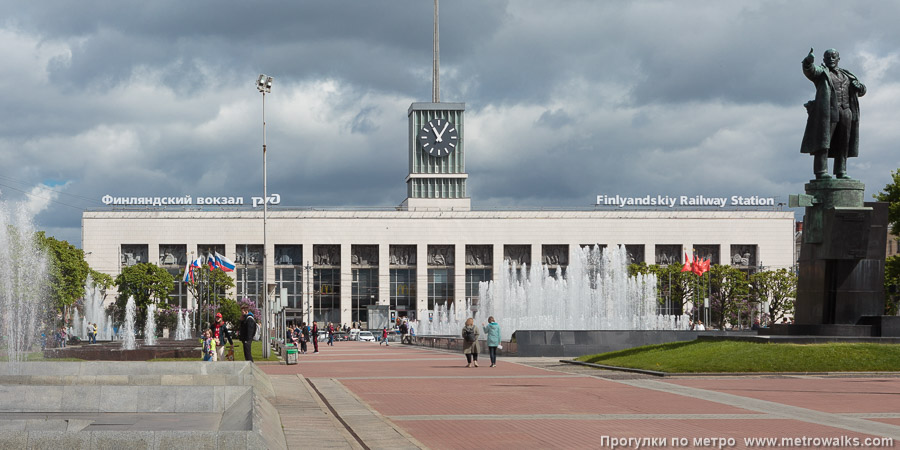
top-left (417, 118), bottom-right (459, 157)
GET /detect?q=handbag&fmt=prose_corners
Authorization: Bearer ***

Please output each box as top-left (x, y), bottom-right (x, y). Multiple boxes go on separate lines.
top-left (498, 344), bottom-right (503, 350)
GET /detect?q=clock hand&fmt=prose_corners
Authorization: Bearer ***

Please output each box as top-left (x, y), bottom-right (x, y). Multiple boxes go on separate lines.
top-left (430, 124), bottom-right (442, 142)
top-left (434, 122), bottom-right (449, 142)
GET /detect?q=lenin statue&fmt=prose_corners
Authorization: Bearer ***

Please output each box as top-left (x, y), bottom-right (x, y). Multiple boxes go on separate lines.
top-left (800, 48), bottom-right (866, 180)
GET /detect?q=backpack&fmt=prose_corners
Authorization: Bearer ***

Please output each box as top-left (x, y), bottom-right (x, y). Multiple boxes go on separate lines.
top-left (463, 327), bottom-right (476, 342)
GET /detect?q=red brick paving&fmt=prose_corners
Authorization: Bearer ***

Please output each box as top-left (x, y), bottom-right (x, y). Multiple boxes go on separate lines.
top-left (260, 343), bottom-right (900, 449)
top-left (664, 378), bottom-right (900, 414)
top-left (343, 376), bottom-right (752, 416)
top-left (397, 419), bottom-right (885, 450)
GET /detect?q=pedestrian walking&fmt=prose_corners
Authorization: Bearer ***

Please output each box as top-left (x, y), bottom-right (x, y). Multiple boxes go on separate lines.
top-left (482, 316), bottom-right (501, 367)
top-left (327, 323), bottom-right (335, 346)
top-left (380, 327), bottom-right (389, 346)
top-left (92, 323), bottom-right (98, 343)
top-left (461, 317), bottom-right (479, 367)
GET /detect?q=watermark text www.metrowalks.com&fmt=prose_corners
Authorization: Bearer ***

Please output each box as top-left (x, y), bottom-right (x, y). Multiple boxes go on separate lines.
top-left (600, 435), bottom-right (894, 449)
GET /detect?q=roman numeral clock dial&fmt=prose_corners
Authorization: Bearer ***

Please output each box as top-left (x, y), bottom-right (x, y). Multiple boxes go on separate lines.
top-left (417, 118), bottom-right (459, 157)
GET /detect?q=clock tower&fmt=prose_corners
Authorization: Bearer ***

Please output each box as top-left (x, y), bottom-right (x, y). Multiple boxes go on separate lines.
top-left (400, 0), bottom-right (471, 211)
top-left (401, 102), bottom-right (470, 211)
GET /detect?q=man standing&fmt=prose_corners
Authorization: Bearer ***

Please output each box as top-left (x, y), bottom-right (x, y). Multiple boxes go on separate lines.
top-left (399, 320), bottom-right (409, 344)
top-left (210, 312), bottom-right (233, 362)
top-left (311, 321), bottom-right (319, 353)
top-left (801, 48), bottom-right (866, 180)
top-left (239, 306), bottom-right (257, 362)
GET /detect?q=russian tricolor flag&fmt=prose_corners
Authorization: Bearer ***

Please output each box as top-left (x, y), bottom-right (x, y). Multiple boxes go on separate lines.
top-left (214, 252), bottom-right (236, 272)
top-left (207, 254), bottom-right (217, 271)
top-left (182, 259), bottom-right (194, 284)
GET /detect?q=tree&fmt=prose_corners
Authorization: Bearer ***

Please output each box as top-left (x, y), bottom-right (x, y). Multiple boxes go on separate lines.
top-left (874, 170), bottom-right (900, 315)
top-left (884, 255), bottom-right (900, 316)
top-left (874, 169), bottom-right (900, 235)
top-left (707, 265), bottom-right (751, 329)
top-left (751, 268), bottom-right (797, 325)
top-left (114, 263), bottom-right (174, 325)
top-left (630, 263), bottom-right (697, 315)
top-left (35, 232), bottom-right (90, 313)
top-left (186, 266), bottom-right (235, 329)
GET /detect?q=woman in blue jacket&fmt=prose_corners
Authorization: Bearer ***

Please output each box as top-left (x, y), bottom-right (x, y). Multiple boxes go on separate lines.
top-left (482, 316), bottom-right (501, 367)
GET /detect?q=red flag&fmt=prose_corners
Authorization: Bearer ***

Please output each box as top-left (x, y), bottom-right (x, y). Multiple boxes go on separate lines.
top-left (691, 253), bottom-right (702, 275)
top-left (701, 258), bottom-right (711, 274)
top-left (681, 252), bottom-right (692, 272)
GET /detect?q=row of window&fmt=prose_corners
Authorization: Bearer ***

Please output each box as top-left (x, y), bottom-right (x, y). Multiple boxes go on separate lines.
top-left (124, 243), bottom-right (760, 269)
top-left (150, 242), bottom-right (758, 327)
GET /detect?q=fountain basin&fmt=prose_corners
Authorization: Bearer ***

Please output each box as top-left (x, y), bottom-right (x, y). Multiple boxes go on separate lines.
top-left (44, 339), bottom-right (200, 361)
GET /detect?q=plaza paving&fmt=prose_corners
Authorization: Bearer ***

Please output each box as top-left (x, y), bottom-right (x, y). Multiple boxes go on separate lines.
top-left (260, 342), bottom-right (900, 449)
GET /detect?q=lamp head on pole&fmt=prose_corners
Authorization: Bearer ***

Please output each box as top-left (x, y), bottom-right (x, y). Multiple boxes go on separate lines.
top-left (256, 74), bottom-right (273, 93)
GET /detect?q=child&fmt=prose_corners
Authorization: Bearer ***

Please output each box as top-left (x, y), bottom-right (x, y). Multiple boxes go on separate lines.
top-left (201, 330), bottom-right (215, 361)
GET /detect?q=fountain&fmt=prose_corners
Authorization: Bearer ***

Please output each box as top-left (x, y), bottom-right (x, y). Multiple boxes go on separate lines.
top-left (0, 201), bottom-right (50, 368)
top-left (76, 275), bottom-right (114, 340)
top-left (419, 245), bottom-right (689, 341)
top-left (121, 296), bottom-right (137, 350)
top-left (144, 303), bottom-right (157, 345)
top-left (175, 309), bottom-right (192, 340)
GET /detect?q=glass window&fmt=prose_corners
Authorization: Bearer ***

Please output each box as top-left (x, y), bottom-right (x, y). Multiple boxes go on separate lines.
top-left (428, 268), bottom-right (454, 310)
top-left (275, 267), bottom-right (302, 309)
top-left (352, 268), bottom-right (378, 324)
top-left (166, 268), bottom-right (189, 309)
top-left (465, 268), bottom-right (491, 302)
top-left (313, 268), bottom-right (340, 325)
top-left (237, 267), bottom-right (262, 302)
top-left (390, 268), bottom-right (416, 318)
top-left (274, 245), bottom-right (303, 309)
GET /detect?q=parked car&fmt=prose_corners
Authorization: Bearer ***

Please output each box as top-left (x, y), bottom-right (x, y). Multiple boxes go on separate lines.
top-left (358, 331), bottom-right (376, 342)
top-left (349, 329), bottom-right (360, 341)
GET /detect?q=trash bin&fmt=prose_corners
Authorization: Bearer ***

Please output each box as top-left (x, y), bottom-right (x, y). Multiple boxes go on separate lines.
top-left (286, 346), bottom-right (298, 365)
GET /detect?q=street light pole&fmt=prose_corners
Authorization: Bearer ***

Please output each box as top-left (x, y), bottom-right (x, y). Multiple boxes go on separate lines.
top-left (257, 74), bottom-right (273, 358)
top-left (304, 261), bottom-right (312, 326)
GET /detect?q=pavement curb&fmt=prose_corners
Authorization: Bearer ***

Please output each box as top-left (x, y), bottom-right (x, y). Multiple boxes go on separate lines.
top-left (560, 359), bottom-right (900, 377)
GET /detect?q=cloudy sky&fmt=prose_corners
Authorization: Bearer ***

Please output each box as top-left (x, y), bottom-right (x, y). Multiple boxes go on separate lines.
top-left (2, 0), bottom-right (900, 247)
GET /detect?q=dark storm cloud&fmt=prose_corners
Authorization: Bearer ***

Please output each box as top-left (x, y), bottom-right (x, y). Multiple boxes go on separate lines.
top-left (10, 0), bottom-right (507, 97)
top-left (2, 0), bottom-right (900, 247)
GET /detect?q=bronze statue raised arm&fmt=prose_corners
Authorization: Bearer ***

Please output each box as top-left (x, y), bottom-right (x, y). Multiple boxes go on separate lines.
top-left (801, 48), bottom-right (866, 180)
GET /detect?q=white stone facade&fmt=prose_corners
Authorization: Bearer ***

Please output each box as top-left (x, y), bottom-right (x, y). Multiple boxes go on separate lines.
top-left (82, 208), bottom-right (794, 327)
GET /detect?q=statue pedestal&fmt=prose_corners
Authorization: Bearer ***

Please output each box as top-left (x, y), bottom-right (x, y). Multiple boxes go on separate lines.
top-left (792, 177), bottom-right (889, 332)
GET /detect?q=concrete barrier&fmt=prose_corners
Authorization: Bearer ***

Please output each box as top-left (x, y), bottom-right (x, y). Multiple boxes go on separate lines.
top-left (0, 361), bottom-right (286, 449)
